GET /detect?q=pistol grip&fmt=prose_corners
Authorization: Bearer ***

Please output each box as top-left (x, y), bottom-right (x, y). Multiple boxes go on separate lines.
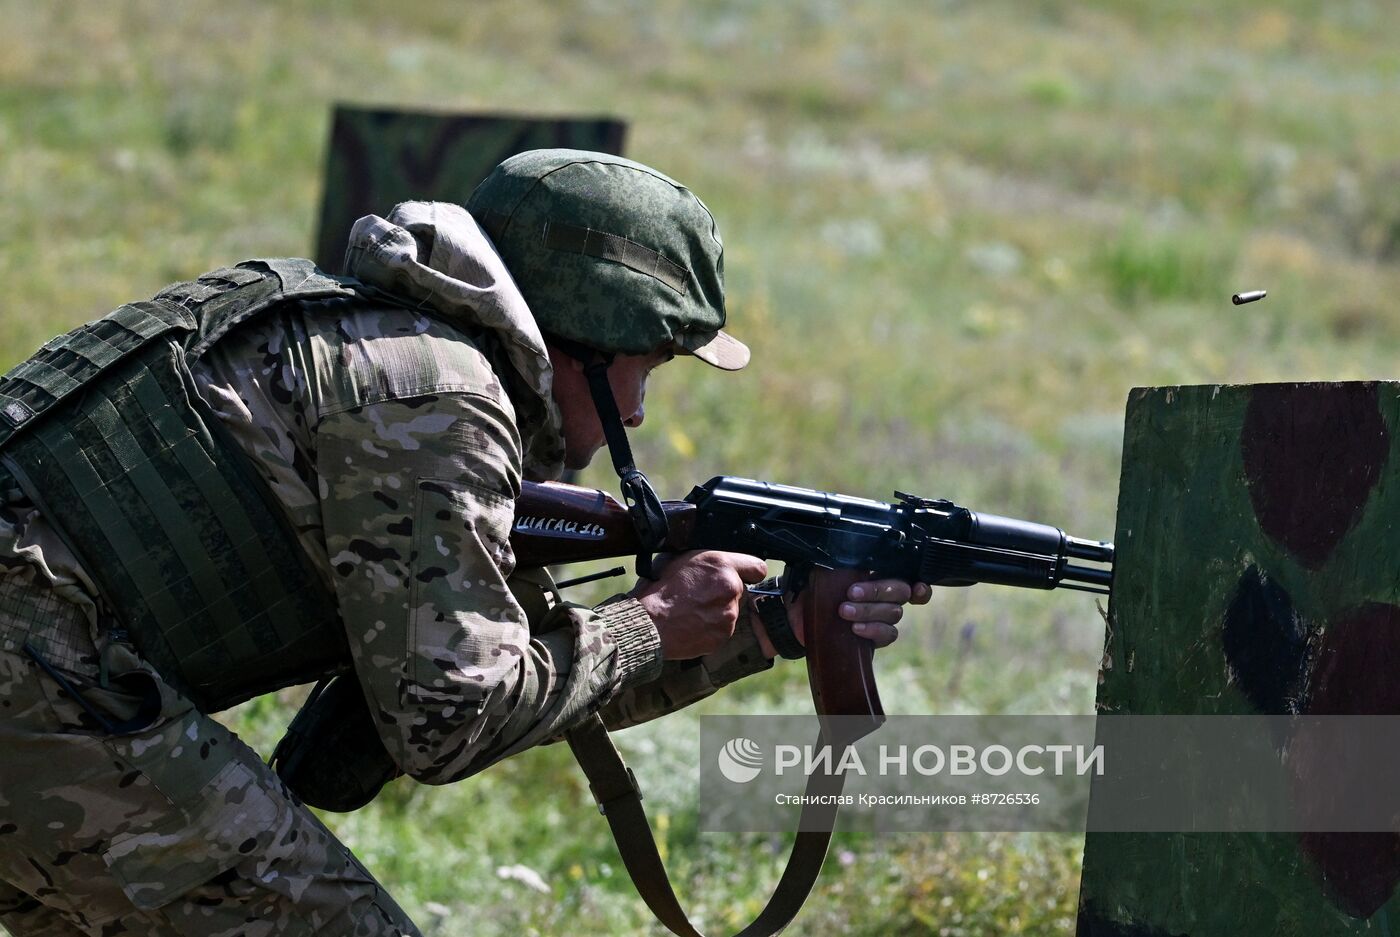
top-left (804, 567), bottom-right (886, 745)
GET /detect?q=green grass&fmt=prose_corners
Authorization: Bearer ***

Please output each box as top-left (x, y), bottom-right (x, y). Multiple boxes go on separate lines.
top-left (4, 0), bottom-right (1400, 933)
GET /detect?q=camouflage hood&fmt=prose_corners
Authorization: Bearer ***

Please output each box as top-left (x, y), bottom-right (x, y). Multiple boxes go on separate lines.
top-left (343, 201), bottom-right (565, 479)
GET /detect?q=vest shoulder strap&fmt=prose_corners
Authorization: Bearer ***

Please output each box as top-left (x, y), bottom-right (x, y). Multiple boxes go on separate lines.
top-left (159, 258), bottom-right (362, 361)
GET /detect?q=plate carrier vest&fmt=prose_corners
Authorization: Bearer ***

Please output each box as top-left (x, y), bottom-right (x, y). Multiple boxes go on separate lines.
top-left (0, 259), bottom-right (375, 712)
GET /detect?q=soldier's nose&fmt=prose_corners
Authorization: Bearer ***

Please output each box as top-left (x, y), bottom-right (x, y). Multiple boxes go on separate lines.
top-left (625, 404), bottom-right (645, 428)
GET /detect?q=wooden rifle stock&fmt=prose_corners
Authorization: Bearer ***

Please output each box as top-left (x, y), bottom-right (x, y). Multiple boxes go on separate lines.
top-left (512, 481), bottom-right (697, 567)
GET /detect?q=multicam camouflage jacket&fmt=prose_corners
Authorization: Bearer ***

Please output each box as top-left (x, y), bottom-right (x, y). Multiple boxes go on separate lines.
top-left (0, 202), bottom-right (772, 786)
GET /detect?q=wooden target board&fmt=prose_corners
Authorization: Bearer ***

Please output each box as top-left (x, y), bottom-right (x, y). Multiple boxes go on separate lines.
top-left (313, 106), bottom-right (627, 273)
top-left (1079, 382), bottom-right (1400, 936)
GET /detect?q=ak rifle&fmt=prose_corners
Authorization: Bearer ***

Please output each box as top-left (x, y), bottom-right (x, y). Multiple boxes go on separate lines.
top-left (514, 475), bottom-right (1113, 738)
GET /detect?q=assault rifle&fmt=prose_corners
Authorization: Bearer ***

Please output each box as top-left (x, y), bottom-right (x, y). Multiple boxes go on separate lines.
top-left (519, 475), bottom-right (1113, 937)
top-left (515, 475), bottom-right (1112, 736)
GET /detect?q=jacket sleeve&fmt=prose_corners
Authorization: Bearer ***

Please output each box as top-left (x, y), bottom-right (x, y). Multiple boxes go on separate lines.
top-left (315, 391), bottom-right (663, 784)
top-left (592, 596), bottom-right (775, 731)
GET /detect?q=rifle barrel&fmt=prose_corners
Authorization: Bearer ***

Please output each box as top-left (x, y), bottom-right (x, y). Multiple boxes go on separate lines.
top-left (1065, 535), bottom-right (1115, 563)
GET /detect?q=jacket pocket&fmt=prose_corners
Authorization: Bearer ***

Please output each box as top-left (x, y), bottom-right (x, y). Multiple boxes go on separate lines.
top-left (101, 757), bottom-right (287, 913)
top-left (405, 477), bottom-right (519, 700)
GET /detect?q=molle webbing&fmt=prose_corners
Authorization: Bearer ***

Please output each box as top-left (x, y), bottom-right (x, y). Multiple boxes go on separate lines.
top-left (0, 259), bottom-right (359, 711)
top-left (0, 300), bottom-right (192, 434)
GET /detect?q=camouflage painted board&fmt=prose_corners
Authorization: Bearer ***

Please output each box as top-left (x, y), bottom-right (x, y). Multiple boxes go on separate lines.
top-left (313, 106), bottom-right (627, 272)
top-left (1078, 382), bottom-right (1400, 936)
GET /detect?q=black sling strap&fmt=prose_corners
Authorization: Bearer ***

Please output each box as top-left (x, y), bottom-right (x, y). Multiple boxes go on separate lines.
top-left (579, 357), bottom-right (669, 579)
top-left (546, 332), bottom-right (670, 579)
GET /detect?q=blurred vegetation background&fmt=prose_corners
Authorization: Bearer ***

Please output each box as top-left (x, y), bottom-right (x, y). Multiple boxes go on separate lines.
top-left (3, 1), bottom-right (1400, 934)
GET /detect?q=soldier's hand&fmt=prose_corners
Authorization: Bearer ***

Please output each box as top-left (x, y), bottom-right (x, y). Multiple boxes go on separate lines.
top-left (772, 579), bottom-right (933, 655)
top-left (632, 550), bottom-right (769, 660)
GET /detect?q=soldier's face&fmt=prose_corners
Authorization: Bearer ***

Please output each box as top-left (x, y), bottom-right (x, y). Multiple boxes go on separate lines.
top-left (549, 347), bottom-right (674, 471)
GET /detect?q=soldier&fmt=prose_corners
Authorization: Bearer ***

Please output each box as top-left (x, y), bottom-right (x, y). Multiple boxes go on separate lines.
top-left (0, 150), bottom-right (928, 935)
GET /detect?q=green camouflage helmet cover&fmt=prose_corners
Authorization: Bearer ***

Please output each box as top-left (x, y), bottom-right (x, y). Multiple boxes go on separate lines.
top-left (466, 149), bottom-right (749, 370)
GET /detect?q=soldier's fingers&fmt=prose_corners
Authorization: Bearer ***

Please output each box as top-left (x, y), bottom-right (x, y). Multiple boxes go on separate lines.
top-left (839, 602), bottom-right (905, 624)
top-left (848, 579), bottom-right (913, 604)
top-left (853, 622), bottom-right (899, 648)
top-left (725, 553), bottom-right (769, 584)
top-left (911, 582), bottom-right (933, 604)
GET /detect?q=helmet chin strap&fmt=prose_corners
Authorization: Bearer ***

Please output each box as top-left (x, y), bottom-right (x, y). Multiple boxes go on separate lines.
top-left (550, 335), bottom-right (670, 579)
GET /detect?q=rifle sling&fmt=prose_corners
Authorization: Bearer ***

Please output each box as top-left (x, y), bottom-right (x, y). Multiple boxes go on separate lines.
top-left (578, 357), bottom-right (670, 580)
top-left (567, 714), bottom-right (845, 937)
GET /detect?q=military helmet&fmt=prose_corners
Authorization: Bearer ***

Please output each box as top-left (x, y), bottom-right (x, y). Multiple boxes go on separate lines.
top-left (466, 149), bottom-right (748, 370)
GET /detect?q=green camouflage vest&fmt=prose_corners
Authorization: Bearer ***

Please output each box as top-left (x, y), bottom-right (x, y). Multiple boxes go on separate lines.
top-left (0, 259), bottom-right (365, 712)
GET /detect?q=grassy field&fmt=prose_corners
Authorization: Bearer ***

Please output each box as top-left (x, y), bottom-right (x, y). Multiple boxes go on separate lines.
top-left (3, 1), bottom-right (1400, 933)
